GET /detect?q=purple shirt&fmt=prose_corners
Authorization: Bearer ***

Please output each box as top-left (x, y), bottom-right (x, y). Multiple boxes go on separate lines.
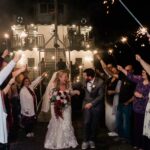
top-left (127, 73), bottom-right (150, 114)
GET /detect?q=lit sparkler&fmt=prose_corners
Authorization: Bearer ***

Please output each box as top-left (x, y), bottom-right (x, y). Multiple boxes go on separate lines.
top-left (120, 36), bottom-right (128, 43)
top-left (135, 27), bottom-right (150, 42)
top-left (103, 0), bottom-right (116, 14)
top-left (108, 48), bottom-right (113, 55)
top-left (104, 0), bottom-right (150, 42)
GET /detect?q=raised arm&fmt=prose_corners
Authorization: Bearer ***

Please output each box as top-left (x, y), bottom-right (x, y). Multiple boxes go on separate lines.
top-left (0, 54), bottom-right (21, 85)
top-left (96, 54), bottom-right (113, 77)
top-left (3, 66), bottom-right (26, 95)
top-left (3, 78), bottom-right (15, 95)
top-left (30, 72), bottom-right (47, 88)
top-left (136, 54), bottom-right (150, 76)
top-left (117, 65), bottom-right (128, 76)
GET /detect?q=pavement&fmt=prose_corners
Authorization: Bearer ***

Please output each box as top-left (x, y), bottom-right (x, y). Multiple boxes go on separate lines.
top-left (9, 111), bottom-right (134, 150)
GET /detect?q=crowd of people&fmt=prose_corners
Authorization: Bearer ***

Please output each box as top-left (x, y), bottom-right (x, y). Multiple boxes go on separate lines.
top-left (96, 54), bottom-right (150, 150)
top-left (0, 48), bottom-right (150, 150)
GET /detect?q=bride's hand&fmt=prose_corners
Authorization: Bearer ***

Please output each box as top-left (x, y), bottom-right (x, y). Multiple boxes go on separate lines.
top-left (73, 90), bottom-right (80, 95)
top-left (70, 90), bottom-right (80, 96)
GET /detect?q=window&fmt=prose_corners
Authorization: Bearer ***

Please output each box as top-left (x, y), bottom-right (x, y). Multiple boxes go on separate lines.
top-left (28, 58), bottom-right (35, 67)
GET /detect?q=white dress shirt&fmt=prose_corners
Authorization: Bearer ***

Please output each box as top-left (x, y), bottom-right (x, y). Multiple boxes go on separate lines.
top-left (87, 78), bottom-right (95, 92)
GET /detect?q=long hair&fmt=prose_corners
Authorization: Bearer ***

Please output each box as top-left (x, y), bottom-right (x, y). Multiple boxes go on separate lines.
top-left (54, 70), bottom-right (70, 90)
top-left (20, 77), bottom-right (31, 88)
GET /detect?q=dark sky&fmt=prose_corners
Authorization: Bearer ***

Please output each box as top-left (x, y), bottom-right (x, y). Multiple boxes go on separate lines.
top-left (0, 0), bottom-right (150, 66)
top-left (0, 0), bottom-right (149, 35)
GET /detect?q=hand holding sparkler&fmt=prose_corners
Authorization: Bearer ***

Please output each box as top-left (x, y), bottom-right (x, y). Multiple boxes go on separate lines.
top-left (117, 65), bottom-right (123, 72)
top-left (13, 53), bottom-right (22, 63)
top-left (135, 54), bottom-right (142, 62)
top-left (42, 72), bottom-right (48, 78)
top-left (12, 65), bottom-right (27, 78)
top-left (96, 54), bottom-right (102, 61)
top-left (2, 49), bottom-right (9, 58)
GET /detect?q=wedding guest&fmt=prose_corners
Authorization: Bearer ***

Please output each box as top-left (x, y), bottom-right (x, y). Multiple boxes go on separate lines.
top-left (117, 65), bottom-right (150, 150)
top-left (20, 72), bottom-right (47, 138)
top-left (96, 54), bottom-right (119, 135)
top-left (116, 65), bottom-right (136, 143)
top-left (81, 68), bottom-right (104, 149)
top-left (0, 49), bottom-right (9, 69)
top-left (135, 54), bottom-right (150, 150)
top-left (0, 53), bottom-right (21, 148)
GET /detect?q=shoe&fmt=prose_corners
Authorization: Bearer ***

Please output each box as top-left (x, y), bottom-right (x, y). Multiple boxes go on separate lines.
top-left (81, 142), bottom-right (89, 150)
top-left (26, 133), bottom-right (32, 138)
top-left (89, 141), bottom-right (95, 149)
top-left (133, 146), bottom-right (138, 149)
top-left (108, 132), bottom-right (118, 137)
top-left (113, 137), bottom-right (122, 142)
top-left (30, 132), bottom-right (34, 137)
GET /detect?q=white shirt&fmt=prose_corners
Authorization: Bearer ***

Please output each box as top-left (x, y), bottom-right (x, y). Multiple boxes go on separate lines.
top-left (20, 76), bottom-right (42, 117)
top-left (87, 78), bottom-right (95, 92)
top-left (0, 60), bottom-right (16, 143)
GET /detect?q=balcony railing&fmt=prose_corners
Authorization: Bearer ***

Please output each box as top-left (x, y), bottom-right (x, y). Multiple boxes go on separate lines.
top-left (11, 34), bottom-right (45, 50)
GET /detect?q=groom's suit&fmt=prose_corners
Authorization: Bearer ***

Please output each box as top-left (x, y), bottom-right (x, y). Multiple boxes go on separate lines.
top-left (82, 77), bottom-right (104, 142)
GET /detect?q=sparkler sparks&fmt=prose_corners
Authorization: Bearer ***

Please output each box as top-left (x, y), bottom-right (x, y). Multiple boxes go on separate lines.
top-left (103, 0), bottom-right (116, 14)
top-left (136, 27), bottom-right (150, 42)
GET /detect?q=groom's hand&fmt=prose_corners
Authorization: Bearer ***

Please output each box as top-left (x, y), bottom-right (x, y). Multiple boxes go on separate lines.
top-left (84, 103), bottom-right (93, 109)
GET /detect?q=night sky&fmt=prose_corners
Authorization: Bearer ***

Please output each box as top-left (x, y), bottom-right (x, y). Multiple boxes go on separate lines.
top-left (0, 0), bottom-right (150, 68)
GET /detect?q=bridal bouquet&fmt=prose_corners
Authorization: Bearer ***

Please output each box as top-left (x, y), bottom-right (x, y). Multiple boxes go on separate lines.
top-left (50, 89), bottom-right (70, 119)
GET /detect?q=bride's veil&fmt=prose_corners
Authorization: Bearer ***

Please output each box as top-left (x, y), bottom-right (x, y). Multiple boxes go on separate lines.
top-left (41, 71), bottom-right (57, 112)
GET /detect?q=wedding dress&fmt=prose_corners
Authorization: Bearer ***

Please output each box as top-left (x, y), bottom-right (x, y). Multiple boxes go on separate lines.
top-left (43, 72), bottom-right (78, 149)
top-left (44, 104), bottom-right (78, 149)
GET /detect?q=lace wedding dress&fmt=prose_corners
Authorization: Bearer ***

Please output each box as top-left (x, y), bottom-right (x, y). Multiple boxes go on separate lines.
top-left (44, 104), bottom-right (78, 149)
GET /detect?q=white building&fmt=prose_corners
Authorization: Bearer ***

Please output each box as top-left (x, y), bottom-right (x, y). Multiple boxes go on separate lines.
top-left (11, 24), bottom-right (94, 78)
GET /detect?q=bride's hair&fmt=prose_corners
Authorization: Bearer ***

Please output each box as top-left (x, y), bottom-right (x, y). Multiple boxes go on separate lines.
top-left (54, 70), bottom-right (70, 90)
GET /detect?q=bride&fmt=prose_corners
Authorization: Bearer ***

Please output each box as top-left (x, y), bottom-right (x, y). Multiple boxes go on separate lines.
top-left (42, 70), bottom-right (79, 149)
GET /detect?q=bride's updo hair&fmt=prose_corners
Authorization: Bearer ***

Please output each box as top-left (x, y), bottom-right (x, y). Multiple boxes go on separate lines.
top-left (54, 69), bottom-right (70, 90)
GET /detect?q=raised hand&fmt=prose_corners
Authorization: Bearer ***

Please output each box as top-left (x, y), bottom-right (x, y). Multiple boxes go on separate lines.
top-left (8, 77), bottom-right (15, 85)
top-left (117, 65), bottom-right (123, 71)
top-left (12, 65), bottom-right (26, 78)
top-left (2, 49), bottom-right (9, 58)
top-left (13, 53), bottom-right (22, 63)
top-left (42, 72), bottom-right (48, 78)
top-left (96, 54), bottom-right (101, 61)
top-left (135, 54), bottom-right (142, 62)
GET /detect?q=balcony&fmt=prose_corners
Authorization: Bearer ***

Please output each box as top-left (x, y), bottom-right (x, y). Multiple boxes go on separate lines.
top-left (11, 34), bottom-right (45, 50)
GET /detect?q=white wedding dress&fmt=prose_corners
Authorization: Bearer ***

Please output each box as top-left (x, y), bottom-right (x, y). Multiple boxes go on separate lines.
top-left (44, 104), bottom-right (78, 149)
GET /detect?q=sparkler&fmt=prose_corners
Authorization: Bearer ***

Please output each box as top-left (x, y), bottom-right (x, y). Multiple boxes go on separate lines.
top-left (103, 0), bottom-right (150, 41)
top-left (108, 48), bottom-right (113, 55)
top-left (136, 27), bottom-right (150, 42)
top-left (103, 0), bottom-right (115, 14)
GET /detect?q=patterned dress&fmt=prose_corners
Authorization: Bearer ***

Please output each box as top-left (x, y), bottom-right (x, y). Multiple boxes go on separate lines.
top-left (44, 89), bottom-right (78, 149)
top-left (143, 92), bottom-right (150, 138)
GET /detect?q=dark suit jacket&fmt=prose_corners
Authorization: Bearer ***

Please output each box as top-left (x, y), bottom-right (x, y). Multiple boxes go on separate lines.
top-left (83, 77), bottom-right (104, 108)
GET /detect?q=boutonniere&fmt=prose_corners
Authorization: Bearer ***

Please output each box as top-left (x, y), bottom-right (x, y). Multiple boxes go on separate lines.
top-left (92, 84), bottom-right (96, 88)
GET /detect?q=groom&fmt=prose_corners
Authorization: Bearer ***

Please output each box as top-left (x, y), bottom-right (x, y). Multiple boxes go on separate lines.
top-left (81, 68), bottom-right (104, 149)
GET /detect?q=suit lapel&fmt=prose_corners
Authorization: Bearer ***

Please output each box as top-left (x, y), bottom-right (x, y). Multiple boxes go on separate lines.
top-left (90, 78), bottom-right (97, 92)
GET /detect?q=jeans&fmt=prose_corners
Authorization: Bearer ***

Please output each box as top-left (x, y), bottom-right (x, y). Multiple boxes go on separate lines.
top-left (116, 103), bottom-right (132, 141)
